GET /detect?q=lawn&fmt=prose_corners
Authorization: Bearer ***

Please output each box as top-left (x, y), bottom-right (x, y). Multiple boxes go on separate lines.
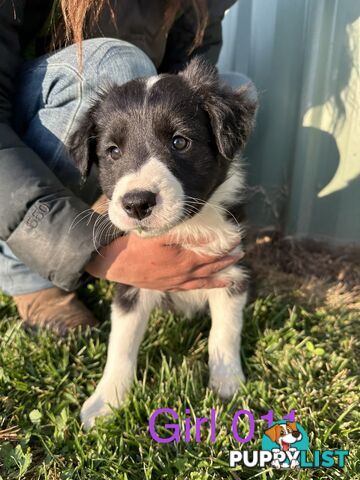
top-left (0, 237), bottom-right (359, 479)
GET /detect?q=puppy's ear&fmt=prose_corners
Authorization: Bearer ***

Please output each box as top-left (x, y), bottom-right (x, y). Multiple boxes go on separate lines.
top-left (264, 425), bottom-right (279, 443)
top-left (68, 104), bottom-right (98, 179)
top-left (181, 57), bottom-right (258, 159)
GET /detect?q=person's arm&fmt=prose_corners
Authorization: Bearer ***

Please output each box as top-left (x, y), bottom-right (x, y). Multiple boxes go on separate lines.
top-left (0, 1), bottom-right (104, 291)
top-left (159, 0), bottom-right (237, 73)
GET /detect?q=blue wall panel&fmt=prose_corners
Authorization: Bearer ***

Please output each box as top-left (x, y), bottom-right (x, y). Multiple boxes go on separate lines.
top-left (219, 0), bottom-right (360, 244)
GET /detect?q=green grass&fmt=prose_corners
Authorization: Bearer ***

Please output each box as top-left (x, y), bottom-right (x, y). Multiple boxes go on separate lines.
top-left (0, 281), bottom-right (359, 479)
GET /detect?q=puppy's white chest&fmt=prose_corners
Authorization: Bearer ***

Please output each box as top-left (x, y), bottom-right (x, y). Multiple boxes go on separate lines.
top-left (170, 203), bottom-right (242, 256)
top-left (166, 204), bottom-right (245, 318)
top-left (169, 289), bottom-right (210, 318)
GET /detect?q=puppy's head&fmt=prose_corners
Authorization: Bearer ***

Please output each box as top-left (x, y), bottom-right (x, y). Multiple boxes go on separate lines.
top-left (264, 422), bottom-right (302, 450)
top-left (69, 58), bottom-right (257, 235)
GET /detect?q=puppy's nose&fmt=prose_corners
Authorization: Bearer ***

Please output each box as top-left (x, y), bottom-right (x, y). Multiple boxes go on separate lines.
top-left (292, 431), bottom-right (301, 438)
top-left (121, 190), bottom-right (157, 220)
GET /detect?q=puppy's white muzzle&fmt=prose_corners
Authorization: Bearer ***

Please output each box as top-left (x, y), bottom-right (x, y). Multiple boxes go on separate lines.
top-left (108, 158), bottom-right (185, 235)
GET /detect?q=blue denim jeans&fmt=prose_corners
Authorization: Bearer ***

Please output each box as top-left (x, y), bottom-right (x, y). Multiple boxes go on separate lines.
top-left (0, 38), bottom-right (156, 296)
top-left (0, 37), bottom-right (251, 296)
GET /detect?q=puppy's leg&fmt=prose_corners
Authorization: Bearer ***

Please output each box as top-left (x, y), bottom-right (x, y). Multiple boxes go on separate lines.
top-left (81, 287), bottom-right (160, 429)
top-left (208, 270), bottom-right (247, 398)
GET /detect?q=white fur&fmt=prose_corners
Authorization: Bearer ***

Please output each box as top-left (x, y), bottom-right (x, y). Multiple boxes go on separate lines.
top-left (108, 157), bottom-right (184, 233)
top-left (81, 290), bottom-right (163, 429)
top-left (211, 157), bottom-right (246, 206)
top-left (208, 288), bottom-right (247, 396)
top-left (146, 76), bottom-right (161, 89)
top-left (81, 159), bottom-right (248, 429)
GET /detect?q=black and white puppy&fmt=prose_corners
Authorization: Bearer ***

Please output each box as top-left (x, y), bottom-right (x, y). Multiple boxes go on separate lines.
top-left (70, 58), bottom-right (257, 429)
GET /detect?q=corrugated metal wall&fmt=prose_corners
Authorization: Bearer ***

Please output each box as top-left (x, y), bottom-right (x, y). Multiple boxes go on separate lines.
top-left (218, 0), bottom-right (360, 244)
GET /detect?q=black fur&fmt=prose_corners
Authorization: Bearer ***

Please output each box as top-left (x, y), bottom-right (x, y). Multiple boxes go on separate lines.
top-left (68, 102), bottom-right (99, 179)
top-left (225, 203), bottom-right (247, 226)
top-left (180, 60), bottom-right (257, 160)
top-left (114, 284), bottom-right (139, 313)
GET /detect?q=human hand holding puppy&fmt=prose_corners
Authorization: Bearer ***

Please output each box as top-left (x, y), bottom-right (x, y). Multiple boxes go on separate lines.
top-left (86, 233), bottom-right (243, 291)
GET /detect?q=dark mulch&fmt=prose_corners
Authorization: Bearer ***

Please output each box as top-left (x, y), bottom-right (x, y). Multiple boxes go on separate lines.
top-left (246, 228), bottom-right (360, 310)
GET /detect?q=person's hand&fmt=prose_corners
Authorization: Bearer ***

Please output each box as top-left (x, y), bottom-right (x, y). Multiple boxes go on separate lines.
top-left (85, 233), bottom-right (243, 291)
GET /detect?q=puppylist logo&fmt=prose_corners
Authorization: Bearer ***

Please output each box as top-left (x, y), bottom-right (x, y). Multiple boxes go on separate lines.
top-left (230, 410), bottom-right (349, 469)
top-left (149, 408), bottom-right (349, 469)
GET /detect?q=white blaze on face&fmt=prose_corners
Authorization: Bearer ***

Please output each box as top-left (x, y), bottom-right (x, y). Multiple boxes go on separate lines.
top-left (281, 426), bottom-right (302, 445)
top-left (108, 157), bottom-right (184, 234)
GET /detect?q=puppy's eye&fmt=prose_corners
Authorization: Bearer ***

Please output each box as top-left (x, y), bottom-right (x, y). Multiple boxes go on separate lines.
top-left (107, 146), bottom-right (122, 160)
top-left (172, 135), bottom-right (189, 151)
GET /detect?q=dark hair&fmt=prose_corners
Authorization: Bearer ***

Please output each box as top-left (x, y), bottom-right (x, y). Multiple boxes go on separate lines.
top-left (58, 0), bottom-right (208, 55)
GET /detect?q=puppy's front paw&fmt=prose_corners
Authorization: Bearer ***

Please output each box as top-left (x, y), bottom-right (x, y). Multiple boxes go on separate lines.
top-left (80, 383), bottom-right (127, 430)
top-left (209, 364), bottom-right (245, 399)
top-left (81, 393), bottom-right (113, 430)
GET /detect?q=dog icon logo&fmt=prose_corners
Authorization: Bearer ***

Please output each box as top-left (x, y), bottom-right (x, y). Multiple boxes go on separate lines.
top-left (262, 421), bottom-right (309, 469)
top-left (265, 422), bottom-right (302, 451)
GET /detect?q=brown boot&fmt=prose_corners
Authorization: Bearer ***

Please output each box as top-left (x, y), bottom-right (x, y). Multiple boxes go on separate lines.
top-left (14, 287), bottom-right (97, 335)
